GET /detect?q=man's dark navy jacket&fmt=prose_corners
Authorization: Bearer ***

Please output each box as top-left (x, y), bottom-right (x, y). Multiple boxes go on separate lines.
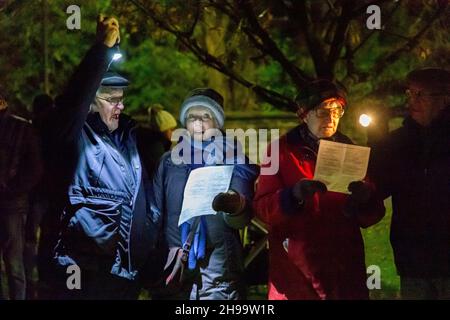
top-left (47, 43), bottom-right (159, 280)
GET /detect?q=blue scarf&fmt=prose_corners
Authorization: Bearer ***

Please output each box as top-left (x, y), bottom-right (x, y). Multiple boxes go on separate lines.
top-left (179, 138), bottom-right (216, 270)
top-left (180, 134), bottom-right (241, 270)
top-left (180, 215), bottom-right (207, 270)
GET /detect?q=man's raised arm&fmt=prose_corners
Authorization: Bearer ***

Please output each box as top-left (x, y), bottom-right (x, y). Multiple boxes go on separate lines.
top-left (50, 15), bottom-right (120, 143)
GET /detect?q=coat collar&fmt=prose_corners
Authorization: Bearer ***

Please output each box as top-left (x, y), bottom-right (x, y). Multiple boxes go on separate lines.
top-left (286, 123), bottom-right (352, 152)
top-left (403, 108), bottom-right (450, 133)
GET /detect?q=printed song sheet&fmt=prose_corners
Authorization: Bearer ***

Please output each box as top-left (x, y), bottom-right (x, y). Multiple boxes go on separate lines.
top-left (178, 165), bottom-right (234, 226)
top-left (314, 140), bottom-right (370, 194)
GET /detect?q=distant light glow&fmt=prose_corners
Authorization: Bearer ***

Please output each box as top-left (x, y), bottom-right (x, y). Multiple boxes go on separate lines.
top-left (359, 114), bottom-right (372, 127)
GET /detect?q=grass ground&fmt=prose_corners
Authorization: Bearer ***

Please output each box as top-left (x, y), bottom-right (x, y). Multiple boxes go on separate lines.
top-left (362, 197), bottom-right (400, 299)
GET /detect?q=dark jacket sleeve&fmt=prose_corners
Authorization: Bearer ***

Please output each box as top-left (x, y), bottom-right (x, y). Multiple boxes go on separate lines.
top-left (49, 43), bottom-right (112, 144)
top-left (151, 153), bottom-right (168, 234)
top-left (253, 141), bottom-right (297, 227)
top-left (6, 125), bottom-right (43, 196)
top-left (368, 139), bottom-right (393, 200)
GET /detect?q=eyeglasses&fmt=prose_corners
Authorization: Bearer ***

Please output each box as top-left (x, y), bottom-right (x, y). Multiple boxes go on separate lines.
top-left (186, 114), bottom-right (213, 123)
top-left (314, 106), bottom-right (344, 118)
top-left (97, 96), bottom-right (124, 107)
top-left (405, 89), bottom-right (446, 100)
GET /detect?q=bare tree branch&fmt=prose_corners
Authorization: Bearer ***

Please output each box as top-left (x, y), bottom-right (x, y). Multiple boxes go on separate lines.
top-left (326, 0), bottom-right (339, 17)
top-left (127, 0), bottom-right (297, 111)
top-left (209, 0), bottom-right (313, 83)
top-left (126, 0), bottom-right (446, 114)
top-left (181, 2), bottom-right (201, 37)
top-left (207, 1), bottom-right (268, 56)
top-left (373, 3), bottom-right (447, 74)
top-left (380, 29), bottom-right (412, 42)
top-left (327, 1), bottom-right (354, 71)
top-left (348, 0), bottom-right (401, 57)
top-left (343, 42), bottom-right (357, 83)
top-left (235, 0), bottom-right (311, 87)
top-left (289, 0), bottom-right (331, 78)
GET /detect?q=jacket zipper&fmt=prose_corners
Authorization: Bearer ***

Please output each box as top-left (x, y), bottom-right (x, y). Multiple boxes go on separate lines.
top-left (104, 131), bottom-right (141, 279)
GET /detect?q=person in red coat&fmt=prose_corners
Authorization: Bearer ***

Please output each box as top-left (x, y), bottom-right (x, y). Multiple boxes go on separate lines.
top-left (253, 80), bottom-right (385, 300)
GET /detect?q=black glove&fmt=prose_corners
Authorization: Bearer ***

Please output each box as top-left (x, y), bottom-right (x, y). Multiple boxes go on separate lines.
top-left (348, 181), bottom-right (372, 204)
top-left (291, 179), bottom-right (328, 204)
top-left (0, 181), bottom-right (11, 195)
top-left (212, 190), bottom-right (245, 215)
top-left (344, 181), bottom-right (373, 217)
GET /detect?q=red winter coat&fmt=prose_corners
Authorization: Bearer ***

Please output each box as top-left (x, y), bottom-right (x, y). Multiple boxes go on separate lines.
top-left (253, 125), bottom-right (385, 300)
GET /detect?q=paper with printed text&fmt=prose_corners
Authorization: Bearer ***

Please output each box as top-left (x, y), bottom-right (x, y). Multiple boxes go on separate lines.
top-left (178, 165), bottom-right (234, 226)
top-left (314, 140), bottom-right (370, 194)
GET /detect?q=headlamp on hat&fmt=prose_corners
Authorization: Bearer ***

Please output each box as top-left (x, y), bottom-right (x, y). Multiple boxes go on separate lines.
top-left (112, 44), bottom-right (122, 61)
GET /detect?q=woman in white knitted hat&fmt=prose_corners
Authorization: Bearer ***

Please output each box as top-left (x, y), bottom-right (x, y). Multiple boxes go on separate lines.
top-left (152, 88), bottom-right (259, 300)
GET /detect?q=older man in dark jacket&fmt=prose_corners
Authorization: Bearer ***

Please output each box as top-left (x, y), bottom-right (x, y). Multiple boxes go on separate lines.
top-left (47, 16), bottom-right (158, 299)
top-left (371, 68), bottom-right (450, 299)
top-left (0, 93), bottom-right (43, 300)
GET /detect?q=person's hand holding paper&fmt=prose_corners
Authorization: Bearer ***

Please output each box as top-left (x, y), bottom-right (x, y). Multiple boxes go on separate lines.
top-left (178, 165), bottom-right (234, 226)
top-left (313, 140), bottom-right (371, 194)
top-left (212, 189), bottom-right (246, 216)
top-left (291, 179), bottom-right (328, 206)
top-left (343, 180), bottom-right (374, 217)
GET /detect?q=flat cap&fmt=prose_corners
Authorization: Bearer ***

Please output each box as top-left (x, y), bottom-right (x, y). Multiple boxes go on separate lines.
top-left (100, 71), bottom-right (129, 88)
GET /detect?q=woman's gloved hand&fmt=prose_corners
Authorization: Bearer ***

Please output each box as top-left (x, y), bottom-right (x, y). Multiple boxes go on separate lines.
top-left (212, 189), bottom-right (246, 216)
top-left (291, 179), bottom-right (328, 205)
